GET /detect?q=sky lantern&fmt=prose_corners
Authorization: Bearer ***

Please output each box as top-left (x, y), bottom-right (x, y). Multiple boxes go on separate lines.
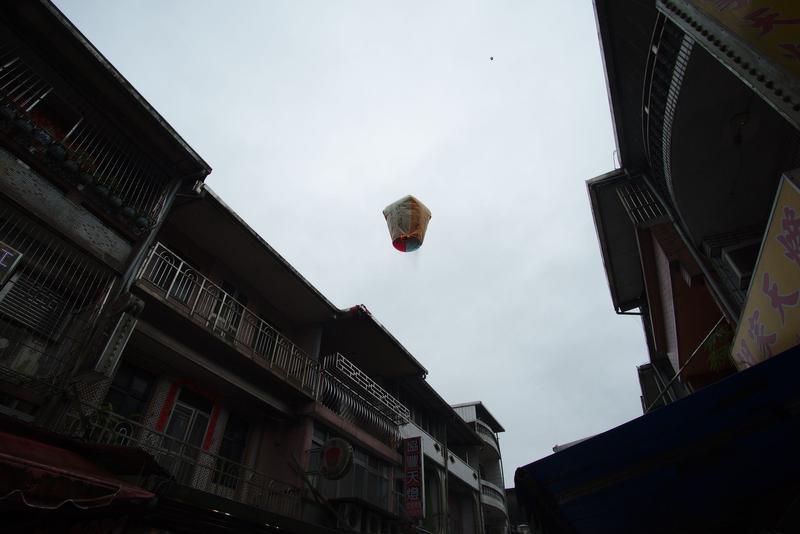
top-left (382, 195), bottom-right (432, 252)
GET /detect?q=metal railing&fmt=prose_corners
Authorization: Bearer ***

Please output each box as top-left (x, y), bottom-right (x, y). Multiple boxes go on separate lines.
top-left (59, 401), bottom-right (302, 518)
top-left (321, 353), bottom-right (410, 424)
top-left (318, 370), bottom-right (402, 447)
top-left (642, 15), bottom-right (693, 198)
top-left (137, 243), bottom-right (319, 396)
top-left (0, 40), bottom-right (169, 230)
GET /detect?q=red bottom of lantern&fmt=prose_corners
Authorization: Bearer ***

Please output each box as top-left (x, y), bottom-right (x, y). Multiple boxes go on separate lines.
top-left (393, 237), bottom-right (422, 252)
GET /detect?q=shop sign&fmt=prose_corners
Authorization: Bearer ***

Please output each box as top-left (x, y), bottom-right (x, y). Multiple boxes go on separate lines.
top-left (403, 437), bottom-right (425, 519)
top-left (732, 172), bottom-right (800, 369)
top-left (320, 437), bottom-right (353, 480)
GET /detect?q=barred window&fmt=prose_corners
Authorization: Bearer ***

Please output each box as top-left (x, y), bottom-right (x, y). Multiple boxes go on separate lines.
top-left (0, 199), bottom-right (115, 383)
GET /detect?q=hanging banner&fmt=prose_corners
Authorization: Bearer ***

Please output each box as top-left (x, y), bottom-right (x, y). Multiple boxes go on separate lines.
top-left (403, 437), bottom-right (425, 519)
top-left (732, 171), bottom-right (800, 369)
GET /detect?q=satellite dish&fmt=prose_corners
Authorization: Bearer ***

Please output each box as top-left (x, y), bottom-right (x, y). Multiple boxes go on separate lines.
top-left (382, 195), bottom-right (432, 252)
top-left (320, 438), bottom-right (353, 480)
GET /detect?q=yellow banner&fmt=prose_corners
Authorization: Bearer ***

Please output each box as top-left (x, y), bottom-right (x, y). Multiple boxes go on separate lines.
top-left (689, 0), bottom-right (800, 79)
top-left (732, 173), bottom-right (800, 369)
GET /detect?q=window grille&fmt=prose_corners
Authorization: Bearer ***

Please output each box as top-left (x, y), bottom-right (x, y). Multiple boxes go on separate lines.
top-left (0, 39), bottom-right (170, 229)
top-left (0, 199), bottom-right (115, 385)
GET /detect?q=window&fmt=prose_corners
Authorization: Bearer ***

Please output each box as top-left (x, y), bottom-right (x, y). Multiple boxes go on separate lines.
top-left (104, 363), bottom-right (155, 420)
top-left (162, 388), bottom-right (212, 485)
top-left (312, 425), bottom-right (391, 511)
top-left (213, 415), bottom-right (249, 489)
top-left (212, 281), bottom-right (247, 339)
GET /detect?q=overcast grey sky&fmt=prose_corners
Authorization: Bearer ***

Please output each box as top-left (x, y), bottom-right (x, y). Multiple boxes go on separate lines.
top-left (55, 0), bottom-right (647, 484)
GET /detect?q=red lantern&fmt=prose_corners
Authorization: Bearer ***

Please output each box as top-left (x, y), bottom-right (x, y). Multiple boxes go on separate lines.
top-left (382, 195), bottom-right (432, 252)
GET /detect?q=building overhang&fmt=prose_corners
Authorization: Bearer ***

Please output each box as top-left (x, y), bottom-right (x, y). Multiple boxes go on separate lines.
top-left (322, 305), bottom-right (427, 380)
top-left (0, 0), bottom-right (211, 180)
top-left (451, 401), bottom-right (505, 433)
top-left (164, 187), bottom-right (339, 325)
top-left (593, 0), bottom-right (657, 170)
top-left (587, 169), bottom-right (644, 312)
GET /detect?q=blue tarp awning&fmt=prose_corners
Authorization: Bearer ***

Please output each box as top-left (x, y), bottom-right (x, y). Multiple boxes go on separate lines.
top-left (515, 345), bottom-right (800, 534)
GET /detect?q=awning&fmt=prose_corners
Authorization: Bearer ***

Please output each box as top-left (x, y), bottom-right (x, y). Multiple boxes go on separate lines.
top-left (515, 343), bottom-right (800, 534)
top-left (0, 430), bottom-right (155, 510)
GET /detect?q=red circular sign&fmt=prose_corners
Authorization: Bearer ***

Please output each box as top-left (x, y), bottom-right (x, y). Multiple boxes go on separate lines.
top-left (320, 438), bottom-right (353, 480)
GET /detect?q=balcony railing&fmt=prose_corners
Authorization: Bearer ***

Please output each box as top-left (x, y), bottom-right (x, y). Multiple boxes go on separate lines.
top-left (0, 40), bottom-right (171, 233)
top-left (58, 401), bottom-right (302, 519)
top-left (475, 419), bottom-right (500, 454)
top-left (480, 480), bottom-right (507, 514)
top-left (319, 353), bottom-right (409, 447)
top-left (137, 243), bottom-right (319, 396)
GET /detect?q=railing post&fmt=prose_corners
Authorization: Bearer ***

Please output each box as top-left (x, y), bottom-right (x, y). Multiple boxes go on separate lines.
top-left (214, 293), bottom-right (227, 331)
top-left (136, 243), bottom-right (157, 281)
top-left (164, 259), bottom-right (185, 299)
top-left (190, 277), bottom-right (205, 316)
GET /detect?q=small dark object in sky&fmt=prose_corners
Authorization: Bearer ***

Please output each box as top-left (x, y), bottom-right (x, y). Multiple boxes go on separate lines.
top-left (490, 56), bottom-right (494, 60)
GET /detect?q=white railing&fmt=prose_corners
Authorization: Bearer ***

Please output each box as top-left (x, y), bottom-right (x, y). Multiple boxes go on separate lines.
top-left (321, 353), bottom-right (410, 424)
top-left (137, 243), bottom-right (319, 396)
top-left (59, 401), bottom-right (302, 518)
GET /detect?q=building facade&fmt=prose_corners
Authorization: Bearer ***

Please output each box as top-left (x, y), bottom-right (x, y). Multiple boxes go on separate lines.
top-left (452, 402), bottom-right (509, 534)
top-left (0, 3), bottom-right (508, 533)
top-left (588, 0), bottom-right (800, 411)
top-left (514, 2), bottom-right (800, 533)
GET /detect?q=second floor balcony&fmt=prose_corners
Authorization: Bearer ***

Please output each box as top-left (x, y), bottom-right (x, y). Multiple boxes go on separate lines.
top-left (137, 242), bottom-right (319, 397)
top-left (319, 352), bottom-right (410, 448)
top-left (57, 400), bottom-right (302, 519)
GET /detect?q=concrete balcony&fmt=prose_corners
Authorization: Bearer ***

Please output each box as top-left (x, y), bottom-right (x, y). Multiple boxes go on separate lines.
top-left (480, 479), bottom-right (508, 517)
top-left (475, 419), bottom-right (500, 457)
top-left (400, 421), bottom-right (446, 468)
top-left (446, 450), bottom-right (480, 491)
top-left (57, 400), bottom-right (302, 519)
top-left (136, 242), bottom-right (319, 397)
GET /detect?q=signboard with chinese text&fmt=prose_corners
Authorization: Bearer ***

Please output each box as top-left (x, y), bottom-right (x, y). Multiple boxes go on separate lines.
top-left (403, 437), bottom-right (425, 519)
top-left (0, 240), bottom-right (22, 287)
top-left (688, 0), bottom-right (800, 79)
top-left (732, 172), bottom-right (800, 369)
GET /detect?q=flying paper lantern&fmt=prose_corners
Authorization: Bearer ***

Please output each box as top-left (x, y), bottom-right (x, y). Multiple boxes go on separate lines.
top-left (382, 195), bottom-right (432, 252)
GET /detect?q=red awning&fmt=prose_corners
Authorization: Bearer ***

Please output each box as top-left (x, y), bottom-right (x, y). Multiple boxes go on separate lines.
top-left (0, 431), bottom-right (155, 510)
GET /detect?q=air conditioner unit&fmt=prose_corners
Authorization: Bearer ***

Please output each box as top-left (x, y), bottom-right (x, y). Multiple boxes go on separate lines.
top-left (338, 502), bottom-right (362, 532)
top-left (722, 239), bottom-right (760, 289)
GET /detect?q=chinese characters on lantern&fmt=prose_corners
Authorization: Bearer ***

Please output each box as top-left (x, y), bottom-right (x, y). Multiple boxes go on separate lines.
top-left (403, 437), bottom-right (424, 519)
